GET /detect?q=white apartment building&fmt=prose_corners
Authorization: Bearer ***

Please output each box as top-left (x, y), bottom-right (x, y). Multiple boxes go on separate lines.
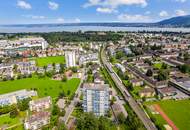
top-left (0, 89), bottom-right (37, 106)
top-left (0, 37), bottom-right (48, 50)
top-left (65, 51), bottom-right (76, 68)
top-left (83, 83), bottom-right (109, 116)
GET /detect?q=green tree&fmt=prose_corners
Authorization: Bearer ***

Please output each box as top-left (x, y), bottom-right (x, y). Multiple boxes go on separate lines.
top-left (76, 113), bottom-right (99, 130)
top-left (18, 98), bottom-right (31, 111)
top-left (157, 70), bottom-right (169, 81)
top-left (146, 69), bottom-right (153, 77)
top-left (10, 108), bottom-right (19, 118)
top-left (62, 75), bottom-right (67, 82)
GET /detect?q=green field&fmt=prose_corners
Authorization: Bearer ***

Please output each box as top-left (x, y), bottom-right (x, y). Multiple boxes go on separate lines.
top-left (145, 100), bottom-right (190, 130)
top-left (0, 114), bottom-right (21, 128)
top-left (153, 63), bottom-right (163, 69)
top-left (34, 56), bottom-right (65, 66)
top-left (0, 76), bottom-right (80, 98)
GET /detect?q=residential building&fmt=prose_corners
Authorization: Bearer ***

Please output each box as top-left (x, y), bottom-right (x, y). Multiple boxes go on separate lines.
top-left (115, 63), bottom-right (126, 73)
top-left (29, 96), bottom-right (52, 112)
top-left (157, 87), bottom-right (177, 100)
top-left (83, 83), bottom-right (109, 116)
top-left (0, 89), bottom-right (37, 106)
top-left (130, 79), bottom-right (144, 87)
top-left (65, 51), bottom-right (76, 68)
top-left (24, 112), bottom-right (50, 130)
top-left (79, 53), bottom-right (99, 65)
top-left (139, 87), bottom-right (155, 98)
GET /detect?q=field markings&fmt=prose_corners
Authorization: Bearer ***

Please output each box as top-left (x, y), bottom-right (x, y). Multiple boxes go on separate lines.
top-left (153, 104), bottom-right (179, 130)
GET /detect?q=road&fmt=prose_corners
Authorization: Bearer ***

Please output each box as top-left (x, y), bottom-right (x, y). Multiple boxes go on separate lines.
top-left (62, 69), bottom-right (84, 124)
top-left (100, 46), bottom-right (157, 130)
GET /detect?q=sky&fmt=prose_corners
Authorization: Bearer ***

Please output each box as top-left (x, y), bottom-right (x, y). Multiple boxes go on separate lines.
top-left (0, 0), bottom-right (190, 24)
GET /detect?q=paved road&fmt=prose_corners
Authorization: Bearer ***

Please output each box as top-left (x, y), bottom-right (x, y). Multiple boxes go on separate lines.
top-left (100, 46), bottom-right (157, 130)
top-left (62, 69), bottom-right (84, 123)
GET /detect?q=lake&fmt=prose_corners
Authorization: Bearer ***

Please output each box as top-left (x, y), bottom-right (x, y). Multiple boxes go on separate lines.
top-left (0, 26), bottom-right (190, 33)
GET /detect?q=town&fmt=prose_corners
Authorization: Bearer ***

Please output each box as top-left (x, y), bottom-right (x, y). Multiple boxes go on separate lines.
top-left (0, 31), bottom-right (190, 130)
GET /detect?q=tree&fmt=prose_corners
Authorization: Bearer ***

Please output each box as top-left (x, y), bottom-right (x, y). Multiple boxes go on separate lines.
top-left (146, 69), bottom-right (153, 77)
top-left (157, 70), bottom-right (169, 81)
top-left (59, 91), bottom-right (66, 98)
top-left (179, 64), bottom-right (190, 73)
top-left (71, 67), bottom-right (78, 73)
top-left (60, 63), bottom-right (66, 73)
top-left (144, 59), bottom-right (152, 66)
top-left (116, 51), bottom-right (125, 59)
top-left (184, 52), bottom-right (190, 61)
top-left (18, 98), bottom-right (31, 111)
top-left (67, 90), bottom-right (71, 95)
top-left (10, 108), bottom-right (18, 118)
top-left (161, 63), bottom-right (168, 69)
top-left (52, 105), bottom-right (60, 116)
top-left (98, 116), bottom-right (114, 130)
top-left (76, 113), bottom-right (99, 130)
top-left (62, 75), bottom-right (67, 82)
top-left (117, 113), bottom-right (126, 124)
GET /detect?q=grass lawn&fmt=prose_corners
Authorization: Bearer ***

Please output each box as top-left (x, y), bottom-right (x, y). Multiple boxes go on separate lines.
top-left (131, 86), bottom-right (143, 99)
top-left (0, 76), bottom-right (80, 98)
top-left (153, 63), bottom-right (163, 69)
top-left (33, 56), bottom-right (65, 67)
top-left (0, 114), bottom-right (21, 128)
top-left (145, 100), bottom-right (190, 130)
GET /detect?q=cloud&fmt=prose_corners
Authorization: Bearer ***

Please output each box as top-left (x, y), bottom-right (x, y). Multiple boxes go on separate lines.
top-left (84, 0), bottom-right (147, 8)
top-left (96, 7), bottom-right (117, 13)
top-left (48, 1), bottom-right (59, 10)
top-left (175, 0), bottom-right (186, 3)
top-left (145, 11), bottom-right (151, 15)
top-left (57, 17), bottom-right (64, 23)
top-left (22, 15), bottom-right (46, 19)
top-left (118, 13), bottom-right (151, 22)
top-left (159, 11), bottom-right (169, 17)
top-left (17, 0), bottom-right (32, 10)
top-left (74, 18), bottom-right (81, 23)
top-left (175, 9), bottom-right (187, 16)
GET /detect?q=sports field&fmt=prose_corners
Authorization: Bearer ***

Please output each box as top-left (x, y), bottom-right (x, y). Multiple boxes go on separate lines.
top-left (145, 100), bottom-right (190, 130)
top-left (0, 76), bottom-right (80, 98)
top-left (34, 56), bottom-right (65, 66)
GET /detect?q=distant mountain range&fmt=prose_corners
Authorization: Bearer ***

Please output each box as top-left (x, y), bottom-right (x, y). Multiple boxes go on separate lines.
top-left (157, 15), bottom-right (190, 27)
top-left (1, 15), bottom-right (190, 28)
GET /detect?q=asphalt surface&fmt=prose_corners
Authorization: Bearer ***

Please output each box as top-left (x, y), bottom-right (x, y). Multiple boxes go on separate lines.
top-left (101, 46), bottom-right (157, 130)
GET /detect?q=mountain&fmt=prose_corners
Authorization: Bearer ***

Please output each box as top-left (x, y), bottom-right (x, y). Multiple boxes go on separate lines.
top-left (157, 15), bottom-right (190, 27)
top-left (1, 15), bottom-right (190, 28)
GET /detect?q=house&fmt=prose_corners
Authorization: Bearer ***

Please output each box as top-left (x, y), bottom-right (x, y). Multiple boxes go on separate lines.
top-left (157, 87), bottom-right (177, 100)
top-left (29, 96), bottom-right (52, 112)
top-left (24, 112), bottom-right (50, 130)
top-left (37, 67), bottom-right (45, 74)
top-left (46, 64), bottom-right (53, 72)
top-left (130, 79), bottom-right (144, 87)
top-left (55, 63), bottom-right (60, 73)
top-left (17, 61), bottom-right (37, 75)
top-left (124, 48), bottom-right (132, 55)
top-left (115, 63), bottom-right (126, 73)
top-left (79, 53), bottom-right (99, 65)
top-left (139, 87), bottom-right (155, 98)
top-left (0, 90), bottom-right (37, 106)
top-left (94, 72), bottom-right (104, 84)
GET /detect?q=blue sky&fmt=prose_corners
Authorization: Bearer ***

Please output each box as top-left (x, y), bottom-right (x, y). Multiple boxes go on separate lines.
top-left (0, 0), bottom-right (190, 24)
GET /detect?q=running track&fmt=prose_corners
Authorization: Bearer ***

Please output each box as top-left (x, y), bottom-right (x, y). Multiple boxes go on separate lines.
top-left (154, 104), bottom-right (179, 130)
